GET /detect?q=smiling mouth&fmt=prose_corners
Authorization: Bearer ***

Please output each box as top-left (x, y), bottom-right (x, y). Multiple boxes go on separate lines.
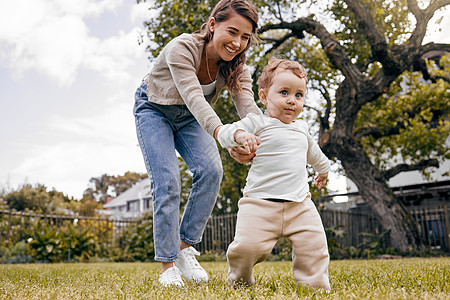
top-left (225, 45), bottom-right (237, 53)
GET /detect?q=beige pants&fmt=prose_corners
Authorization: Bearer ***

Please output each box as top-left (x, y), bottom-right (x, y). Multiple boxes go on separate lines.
top-left (226, 196), bottom-right (331, 290)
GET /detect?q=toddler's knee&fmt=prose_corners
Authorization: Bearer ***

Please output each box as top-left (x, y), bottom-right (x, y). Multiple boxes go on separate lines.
top-left (227, 242), bottom-right (271, 264)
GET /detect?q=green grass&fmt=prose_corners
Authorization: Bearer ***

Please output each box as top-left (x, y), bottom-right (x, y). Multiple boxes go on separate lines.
top-left (0, 258), bottom-right (448, 299)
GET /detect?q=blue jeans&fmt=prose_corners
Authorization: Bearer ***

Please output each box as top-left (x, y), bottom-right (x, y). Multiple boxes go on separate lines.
top-left (133, 78), bottom-right (223, 262)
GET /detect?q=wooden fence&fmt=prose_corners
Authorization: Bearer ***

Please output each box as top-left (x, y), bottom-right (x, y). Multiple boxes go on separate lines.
top-left (1, 206), bottom-right (449, 254)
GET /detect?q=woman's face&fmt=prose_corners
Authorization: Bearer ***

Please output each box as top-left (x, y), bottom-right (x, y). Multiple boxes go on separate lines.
top-left (208, 12), bottom-right (253, 62)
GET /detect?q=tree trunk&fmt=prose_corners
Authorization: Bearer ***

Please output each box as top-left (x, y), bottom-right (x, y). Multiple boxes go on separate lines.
top-left (337, 137), bottom-right (420, 251)
top-left (322, 82), bottom-right (421, 252)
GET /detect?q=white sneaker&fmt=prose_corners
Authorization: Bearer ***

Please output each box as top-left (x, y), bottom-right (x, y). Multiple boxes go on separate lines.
top-left (175, 246), bottom-right (208, 282)
top-left (159, 266), bottom-right (184, 287)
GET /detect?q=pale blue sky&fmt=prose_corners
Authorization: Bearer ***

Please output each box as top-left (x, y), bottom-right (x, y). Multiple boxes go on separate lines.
top-left (0, 0), bottom-right (153, 198)
top-left (0, 0), bottom-right (448, 200)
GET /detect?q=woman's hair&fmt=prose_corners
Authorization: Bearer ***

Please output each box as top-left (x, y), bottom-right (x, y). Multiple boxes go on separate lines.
top-left (198, 0), bottom-right (258, 93)
top-left (258, 58), bottom-right (308, 91)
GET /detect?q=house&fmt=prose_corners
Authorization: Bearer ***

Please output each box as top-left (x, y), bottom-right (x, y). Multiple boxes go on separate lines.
top-left (320, 157), bottom-right (450, 251)
top-left (344, 148), bottom-right (450, 211)
top-left (324, 133), bottom-right (450, 211)
top-left (103, 176), bottom-right (154, 219)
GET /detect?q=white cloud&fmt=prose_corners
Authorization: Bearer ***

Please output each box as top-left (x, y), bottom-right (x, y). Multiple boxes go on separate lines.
top-left (0, 0), bottom-right (152, 198)
top-left (52, 0), bottom-right (123, 17)
top-left (49, 102), bottom-right (137, 142)
top-left (130, 0), bottom-right (157, 23)
top-left (82, 28), bottom-right (147, 83)
top-left (11, 140), bottom-right (145, 199)
top-left (0, 0), bottom-right (146, 86)
top-left (10, 101), bottom-right (146, 198)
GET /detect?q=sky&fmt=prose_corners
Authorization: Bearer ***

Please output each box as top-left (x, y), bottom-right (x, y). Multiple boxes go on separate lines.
top-left (0, 0), bottom-right (154, 199)
top-left (0, 0), bottom-right (449, 200)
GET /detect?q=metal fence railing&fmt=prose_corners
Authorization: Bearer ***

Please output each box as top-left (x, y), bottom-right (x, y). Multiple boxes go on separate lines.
top-left (197, 206), bottom-right (450, 254)
top-left (196, 210), bottom-right (384, 254)
top-left (0, 210), bottom-right (138, 248)
top-left (1, 206), bottom-right (449, 255)
top-left (410, 206), bottom-right (450, 251)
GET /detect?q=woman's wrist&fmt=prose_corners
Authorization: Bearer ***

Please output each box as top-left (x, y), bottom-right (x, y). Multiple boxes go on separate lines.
top-left (214, 125), bottom-right (223, 140)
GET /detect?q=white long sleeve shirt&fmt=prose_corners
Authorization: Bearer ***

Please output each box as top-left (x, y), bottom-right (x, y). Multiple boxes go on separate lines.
top-left (218, 113), bottom-right (330, 202)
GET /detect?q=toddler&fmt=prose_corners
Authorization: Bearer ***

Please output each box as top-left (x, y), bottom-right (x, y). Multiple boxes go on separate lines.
top-left (217, 58), bottom-right (331, 290)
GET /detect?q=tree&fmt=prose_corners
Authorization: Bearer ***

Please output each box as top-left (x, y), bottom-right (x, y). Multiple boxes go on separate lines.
top-left (3, 184), bottom-right (71, 214)
top-left (83, 172), bottom-right (148, 204)
top-left (138, 0), bottom-right (450, 251)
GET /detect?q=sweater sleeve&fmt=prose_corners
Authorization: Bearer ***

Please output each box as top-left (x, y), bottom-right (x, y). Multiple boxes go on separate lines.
top-left (230, 66), bottom-right (263, 118)
top-left (164, 37), bottom-right (223, 136)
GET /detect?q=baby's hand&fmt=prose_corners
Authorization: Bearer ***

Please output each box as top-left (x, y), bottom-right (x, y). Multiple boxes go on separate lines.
top-left (315, 172), bottom-right (328, 190)
top-left (234, 130), bottom-right (261, 154)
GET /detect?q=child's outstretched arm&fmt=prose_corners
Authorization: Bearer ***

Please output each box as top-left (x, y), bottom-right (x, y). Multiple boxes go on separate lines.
top-left (315, 172), bottom-right (328, 190)
top-left (234, 130), bottom-right (260, 154)
top-left (216, 114), bottom-right (262, 155)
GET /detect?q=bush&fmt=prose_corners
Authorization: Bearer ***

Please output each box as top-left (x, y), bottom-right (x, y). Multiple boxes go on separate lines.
top-left (28, 225), bottom-right (95, 263)
top-left (0, 241), bottom-right (32, 264)
top-left (108, 212), bottom-right (154, 262)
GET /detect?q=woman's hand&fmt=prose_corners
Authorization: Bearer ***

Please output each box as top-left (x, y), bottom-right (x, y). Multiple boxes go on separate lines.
top-left (234, 130), bottom-right (260, 154)
top-left (315, 172), bottom-right (328, 189)
top-left (227, 146), bottom-right (256, 164)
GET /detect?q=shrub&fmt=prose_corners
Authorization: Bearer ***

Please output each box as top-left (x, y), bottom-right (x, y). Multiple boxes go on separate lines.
top-left (28, 225), bottom-right (95, 263)
top-left (108, 212), bottom-right (154, 262)
top-left (0, 241), bottom-right (32, 264)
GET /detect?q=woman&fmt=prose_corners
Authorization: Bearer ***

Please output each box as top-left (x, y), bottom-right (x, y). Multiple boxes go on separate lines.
top-left (133, 0), bottom-right (261, 287)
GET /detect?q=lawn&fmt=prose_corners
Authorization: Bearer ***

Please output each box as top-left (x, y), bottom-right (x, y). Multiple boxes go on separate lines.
top-left (0, 258), bottom-right (448, 299)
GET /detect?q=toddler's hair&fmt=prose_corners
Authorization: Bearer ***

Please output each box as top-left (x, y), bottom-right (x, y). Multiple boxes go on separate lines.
top-left (258, 58), bottom-right (308, 91)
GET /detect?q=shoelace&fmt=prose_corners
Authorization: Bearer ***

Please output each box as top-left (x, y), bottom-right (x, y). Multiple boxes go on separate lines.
top-left (164, 267), bottom-right (183, 283)
top-left (185, 247), bottom-right (202, 270)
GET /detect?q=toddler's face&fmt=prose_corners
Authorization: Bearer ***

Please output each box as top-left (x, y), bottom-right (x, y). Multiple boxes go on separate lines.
top-left (259, 71), bottom-right (306, 124)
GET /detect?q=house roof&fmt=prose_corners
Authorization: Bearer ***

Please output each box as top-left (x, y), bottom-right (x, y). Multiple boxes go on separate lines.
top-left (104, 177), bottom-right (153, 208)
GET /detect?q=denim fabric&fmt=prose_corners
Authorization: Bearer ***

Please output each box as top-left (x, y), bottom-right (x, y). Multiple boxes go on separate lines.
top-left (133, 77), bottom-right (223, 262)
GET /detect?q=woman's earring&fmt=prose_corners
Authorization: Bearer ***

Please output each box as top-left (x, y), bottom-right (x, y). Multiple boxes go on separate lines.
top-left (210, 27), bottom-right (214, 32)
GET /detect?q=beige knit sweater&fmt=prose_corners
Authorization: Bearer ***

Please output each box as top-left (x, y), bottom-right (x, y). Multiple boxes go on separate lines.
top-left (146, 33), bottom-right (262, 137)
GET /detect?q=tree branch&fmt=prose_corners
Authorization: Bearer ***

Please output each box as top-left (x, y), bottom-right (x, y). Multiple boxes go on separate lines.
top-left (417, 43), bottom-right (450, 56)
top-left (260, 32), bottom-right (296, 56)
top-left (319, 86), bottom-right (332, 131)
top-left (408, 0), bottom-right (450, 20)
top-left (408, 0), bottom-right (450, 45)
top-left (412, 44), bottom-right (450, 83)
top-left (354, 122), bottom-right (404, 139)
top-left (304, 104), bottom-right (321, 115)
top-left (382, 159), bottom-right (440, 179)
top-left (355, 106), bottom-right (444, 139)
top-left (344, 0), bottom-right (388, 61)
top-left (413, 49), bottom-right (450, 83)
top-left (259, 18), bottom-right (363, 86)
top-left (275, 1), bottom-right (284, 22)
